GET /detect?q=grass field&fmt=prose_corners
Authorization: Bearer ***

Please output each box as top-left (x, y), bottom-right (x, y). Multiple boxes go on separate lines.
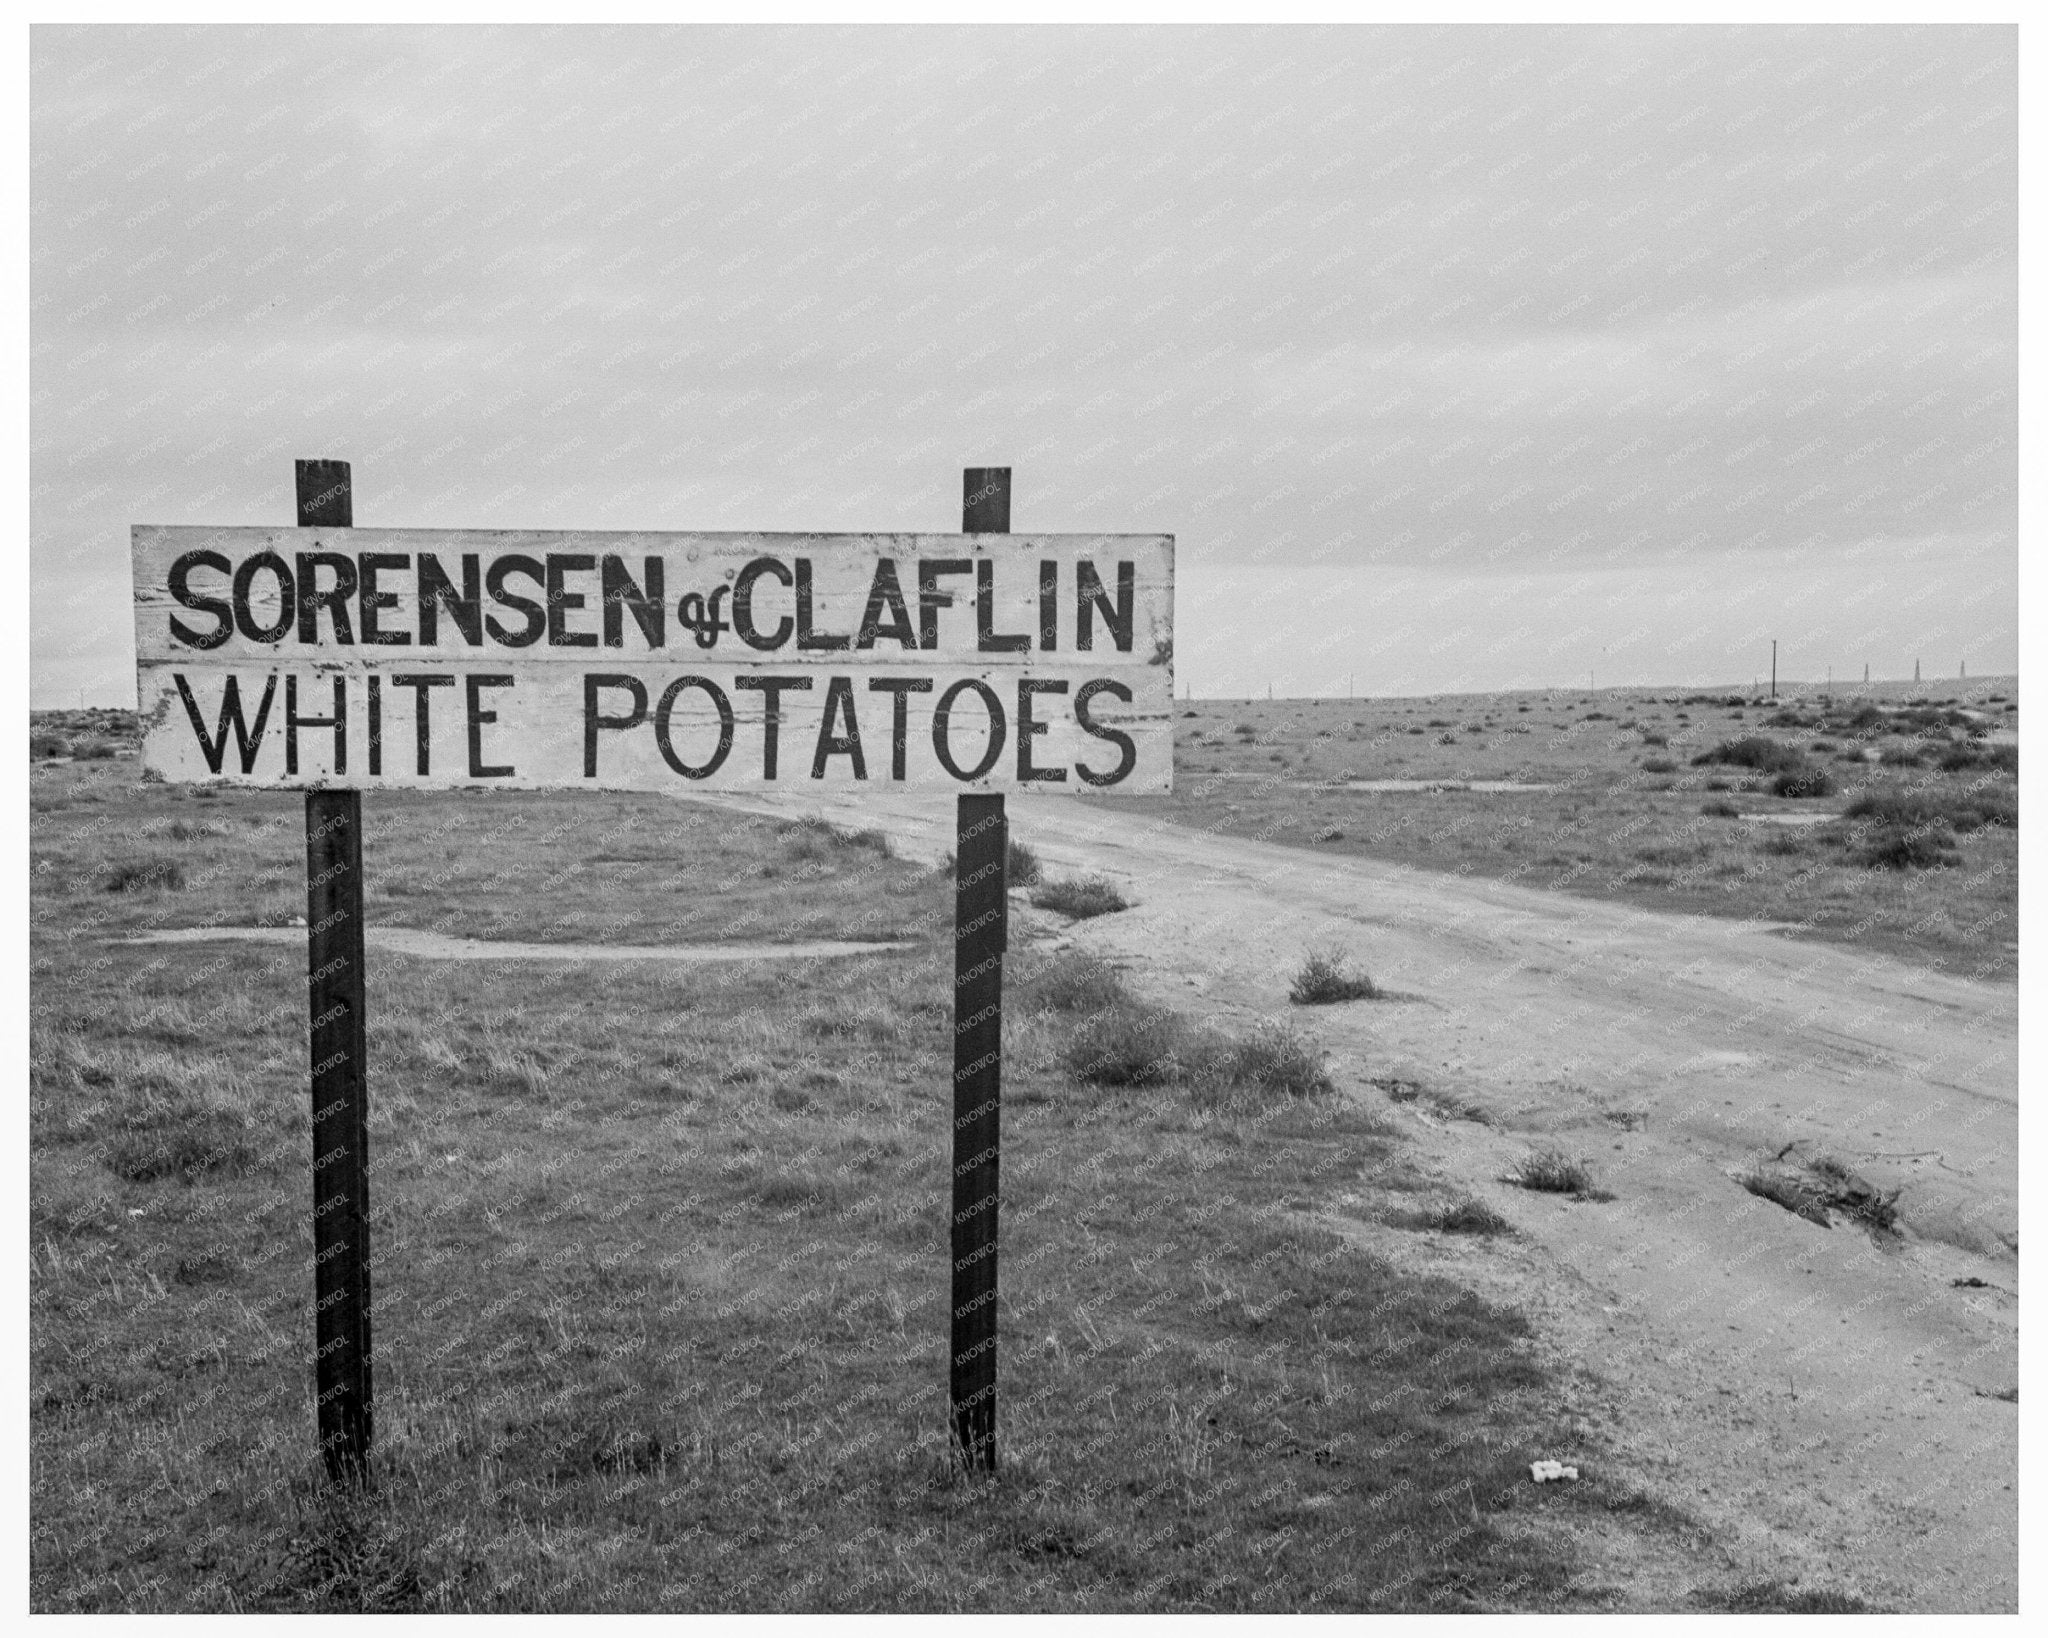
top-left (1114, 681), bottom-right (2018, 981)
top-left (27, 742), bottom-right (1704, 1612)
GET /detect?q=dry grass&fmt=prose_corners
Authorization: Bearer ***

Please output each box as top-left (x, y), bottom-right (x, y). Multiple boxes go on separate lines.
top-left (1102, 684), bottom-right (2017, 981)
top-left (30, 754), bottom-right (1631, 1613)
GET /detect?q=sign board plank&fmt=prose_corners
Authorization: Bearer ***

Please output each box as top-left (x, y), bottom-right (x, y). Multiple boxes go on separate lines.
top-left (134, 528), bottom-right (1173, 794)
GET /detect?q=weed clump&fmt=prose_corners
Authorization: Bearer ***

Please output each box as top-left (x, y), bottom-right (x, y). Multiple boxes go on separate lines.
top-left (102, 1101), bottom-right (257, 1185)
top-left (1209, 1023), bottom-right (1333, 1102)
top-left (1856, 825), bottom-right (1959, 870)
top-left (1032, 876), bottom-right (1128, 919)
top-left (1836, 786), bottom-right (2011, 869)
top-left (1937, 740), bottom-right (2017, 774)
top-left (1391, 1198), bottom-right (1515, 1237)
top-left (1506, 1149), bottom-right (1605, 1199)
top-left (1699, 799), bottom-right (1740, 818)
top-left (1288, 948), bottom-right (1380, 1005)
top-left (753, 1173), bottom-right (845, 1215)
top-left (1691, 736), bottom-right (1805, 774)
top-left (780, 816), bottom-right (889, 865)
top-left (1005, 838), bottom-right (1042, 886)
top-left (103, 857), bottom-right (187, 894)
top-left (1065, 1002), bottom-right (1187, 1087)
top-left (1845, 788), bottom-right (2014, 833)
top-left (1770, 766), bottom-right (1835, 799)
top-left (1690, 1582), bottom-right (1872, 1614)
top-left (1064, 1003), bottom-right (1332, 1105)
top-left (253, 1494), bottom-right (431, 1612)
top-left (1014, 949), bottom-right (1125, 1015)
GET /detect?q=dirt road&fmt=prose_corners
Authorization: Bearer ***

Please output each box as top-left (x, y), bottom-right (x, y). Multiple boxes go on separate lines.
top-left (692, 788), bottom-right (2020, 1612)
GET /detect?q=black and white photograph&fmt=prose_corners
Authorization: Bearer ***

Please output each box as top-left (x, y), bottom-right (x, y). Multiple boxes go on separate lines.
top-left (24, 13), bottom-right (2025, 1615)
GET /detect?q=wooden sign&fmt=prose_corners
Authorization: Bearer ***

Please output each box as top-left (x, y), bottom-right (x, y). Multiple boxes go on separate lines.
top-left (137, 462), bottom-right (1132, 1486)
top-left (132, 528), bottom-right (1174, 793)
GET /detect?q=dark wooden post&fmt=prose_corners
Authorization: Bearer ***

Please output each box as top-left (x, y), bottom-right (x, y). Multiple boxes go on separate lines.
top-left (297, 458), bottom-right (372, 1485)
top-left (950, 466), bottom-right (1009, 1472)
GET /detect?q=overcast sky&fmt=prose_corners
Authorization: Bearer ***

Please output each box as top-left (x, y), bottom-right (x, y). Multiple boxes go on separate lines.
top-left (31, 23), bottom-right (2016, 704)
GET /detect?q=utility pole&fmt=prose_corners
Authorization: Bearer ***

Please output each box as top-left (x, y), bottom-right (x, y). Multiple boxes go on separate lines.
top-left (1915, 658), bottom-right (1921, 684)
top-left (1770, 640), bottom-right (1777, 701)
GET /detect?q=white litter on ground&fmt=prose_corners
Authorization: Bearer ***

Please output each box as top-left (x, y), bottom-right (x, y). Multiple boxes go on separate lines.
top-left (1530, 1460), bottom-right (1580, 1483)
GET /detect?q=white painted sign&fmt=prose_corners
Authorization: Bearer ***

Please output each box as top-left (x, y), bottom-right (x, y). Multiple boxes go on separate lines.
top-left (133, 528), bottom-right (1174, 793)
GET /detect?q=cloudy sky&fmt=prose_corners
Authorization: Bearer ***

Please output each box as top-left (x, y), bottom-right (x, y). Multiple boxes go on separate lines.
top-left (31, 23), bottom-right (2016, 704)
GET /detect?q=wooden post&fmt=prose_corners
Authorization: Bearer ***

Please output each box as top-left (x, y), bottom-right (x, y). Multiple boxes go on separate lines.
top-left (297, 458), bottom-right (372, 1485)
top-left (950, 466), bottom-right (1009, 1472)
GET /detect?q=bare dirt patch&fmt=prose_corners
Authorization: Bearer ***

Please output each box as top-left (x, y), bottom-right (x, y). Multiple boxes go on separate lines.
top-left (120, 927), bottom-right (909, 962)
